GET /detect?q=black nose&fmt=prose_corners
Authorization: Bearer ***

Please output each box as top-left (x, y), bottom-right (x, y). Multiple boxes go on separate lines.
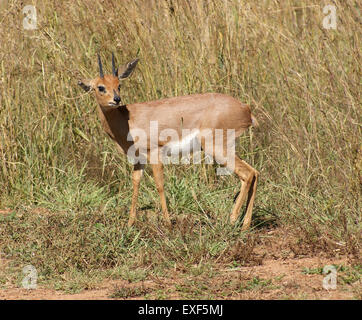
top-left (114, 95), bottom-right (121, 104)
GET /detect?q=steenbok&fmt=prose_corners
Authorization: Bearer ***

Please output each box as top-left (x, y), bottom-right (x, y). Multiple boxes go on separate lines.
top-left (79, 53), bottom-right (259, 230)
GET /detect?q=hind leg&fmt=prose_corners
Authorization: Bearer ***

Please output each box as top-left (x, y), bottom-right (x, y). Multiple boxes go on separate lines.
top-left (199, 132), bottom-right (258, 230)
top-left (240, 169), bottom-right (259, 230)
top-left (228, 157), bottom-right (258, 230)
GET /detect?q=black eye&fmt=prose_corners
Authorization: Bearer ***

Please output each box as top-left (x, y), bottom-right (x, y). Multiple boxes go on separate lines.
top-left (98, 86), bottom-right (105, 92)
top-left (117, 85), bottom-right (121, 91)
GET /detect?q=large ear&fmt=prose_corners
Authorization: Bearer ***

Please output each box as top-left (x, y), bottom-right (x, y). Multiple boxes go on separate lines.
top-left (118, 58), bottom-right (139, 79)
top-left (78, 79), bottom-right (95, 92)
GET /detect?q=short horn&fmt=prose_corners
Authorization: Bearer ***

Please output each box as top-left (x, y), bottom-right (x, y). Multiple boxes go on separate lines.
top-left (98, 53), bottom-right (104, 78)
top-left (112, 52), bottom-right (118, 77)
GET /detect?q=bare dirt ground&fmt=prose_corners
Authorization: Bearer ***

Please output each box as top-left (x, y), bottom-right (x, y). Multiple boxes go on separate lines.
top-left (0, 227), bottom-right (360, 300)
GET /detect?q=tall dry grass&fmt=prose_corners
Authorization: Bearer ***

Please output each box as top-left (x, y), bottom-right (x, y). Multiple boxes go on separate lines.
top-left (0, 0), bottom-right (360, 283)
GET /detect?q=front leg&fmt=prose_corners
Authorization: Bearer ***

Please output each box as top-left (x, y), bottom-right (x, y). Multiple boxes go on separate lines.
top-left (128, 164), bottom-right (144, 227)
top-left (151, 163), bottom-right (171, 227)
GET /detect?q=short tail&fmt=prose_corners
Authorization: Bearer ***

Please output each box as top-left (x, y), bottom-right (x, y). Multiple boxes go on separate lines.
top-left (251, 115), bottom-right (259, 128)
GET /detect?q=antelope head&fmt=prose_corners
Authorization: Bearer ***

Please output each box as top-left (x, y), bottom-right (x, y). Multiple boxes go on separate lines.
top-left (78, 53), bottom-right (139, 108)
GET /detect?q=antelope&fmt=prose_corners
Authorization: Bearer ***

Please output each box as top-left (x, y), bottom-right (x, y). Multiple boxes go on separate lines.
top-left (78, 53), bottom-right (259, 231)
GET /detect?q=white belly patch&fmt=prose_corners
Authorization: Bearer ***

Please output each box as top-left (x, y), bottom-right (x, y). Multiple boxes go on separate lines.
top-left (161, 130), bottom-right (201, 163)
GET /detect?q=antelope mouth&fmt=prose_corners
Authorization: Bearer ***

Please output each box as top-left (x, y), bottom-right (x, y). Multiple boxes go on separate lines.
top-left (108, 102), bottom-right (120, 107)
